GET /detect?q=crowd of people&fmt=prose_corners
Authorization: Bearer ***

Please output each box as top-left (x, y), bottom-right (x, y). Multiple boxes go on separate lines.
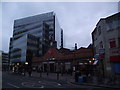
top-left (12, 65), bottom-right (32, 77)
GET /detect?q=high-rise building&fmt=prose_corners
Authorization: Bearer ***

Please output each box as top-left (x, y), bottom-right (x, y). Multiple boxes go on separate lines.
top-left (9, 12), bottom-right (62, 65)
top-left (92, 12), bottom-right (120, 79)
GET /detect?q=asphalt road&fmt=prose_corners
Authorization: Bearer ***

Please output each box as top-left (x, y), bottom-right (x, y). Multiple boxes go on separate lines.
top-left (2, 71), bottom-right (116, 90)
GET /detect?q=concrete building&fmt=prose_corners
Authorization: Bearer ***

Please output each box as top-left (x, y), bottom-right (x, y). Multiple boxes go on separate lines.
top-left (9, 12), bottom-right (62, 66)
top-left (92, 12), bottom-right (120, 79)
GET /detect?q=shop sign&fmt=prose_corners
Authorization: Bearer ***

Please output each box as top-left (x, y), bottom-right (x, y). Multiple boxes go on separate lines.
top-left (99, 49), bottom-right (105, 54)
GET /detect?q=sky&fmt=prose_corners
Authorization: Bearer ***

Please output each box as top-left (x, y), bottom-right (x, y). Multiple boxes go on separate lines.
top-left (1, 1), bottom-right (119, 52)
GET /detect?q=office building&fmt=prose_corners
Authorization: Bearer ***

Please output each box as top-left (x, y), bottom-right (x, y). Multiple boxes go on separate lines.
top-left (9, 12), bottom-right (62, 66)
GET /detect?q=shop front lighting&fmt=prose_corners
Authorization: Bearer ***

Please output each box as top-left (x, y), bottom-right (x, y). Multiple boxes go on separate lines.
top-left (25, 62), bottom-right (28, 65)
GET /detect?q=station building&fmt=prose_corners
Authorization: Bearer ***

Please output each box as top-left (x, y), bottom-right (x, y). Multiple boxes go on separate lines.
top-left (32, 46), bottom-right (94, 74)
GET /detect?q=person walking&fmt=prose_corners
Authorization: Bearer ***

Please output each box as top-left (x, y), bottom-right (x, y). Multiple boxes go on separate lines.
top-left (28, 67), bottom-right (32, 77)
top-left (38, 66), bottom-right (43, 77)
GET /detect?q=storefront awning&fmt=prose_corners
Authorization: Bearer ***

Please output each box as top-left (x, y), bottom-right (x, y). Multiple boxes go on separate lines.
top-left (93, 60), bottom-right (98, 65)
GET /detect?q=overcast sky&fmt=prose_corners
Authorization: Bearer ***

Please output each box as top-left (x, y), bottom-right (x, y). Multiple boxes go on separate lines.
top-left (1, 2), bottom-right (118, 52)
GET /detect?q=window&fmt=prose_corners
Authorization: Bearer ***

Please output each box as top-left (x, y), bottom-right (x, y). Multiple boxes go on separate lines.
top-left (99, 41), bottom-right (103, 49)
top-left (119, 38), bottom-right (120, 47)
top-left (109, 39), bottom-right (116, 48)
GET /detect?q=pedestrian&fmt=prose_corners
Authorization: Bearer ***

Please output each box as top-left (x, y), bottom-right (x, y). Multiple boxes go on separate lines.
top-left (39, 67), bottom-right (42, 77)
top-left (23, 67), bottom-right (26, 76)
top-left (28, 67), bottom-right (32, 77)
top-left (46, 67), bottom-right (49, 76)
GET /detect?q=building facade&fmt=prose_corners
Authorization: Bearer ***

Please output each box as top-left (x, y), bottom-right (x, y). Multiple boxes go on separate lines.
top-left (32, 47), bottom-right (94, 75)
top-left (1, 51), bottom-right (9, 71)
top-left (92, 12), bottom-right (120, 79)
top-left (9, 12), bottom-right (62, 66)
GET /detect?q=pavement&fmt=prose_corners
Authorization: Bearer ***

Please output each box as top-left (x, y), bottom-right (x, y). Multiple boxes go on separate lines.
top-left (2, 71), bottom-right (95, 88)
top-left (0, 71), bottom-right (2, 90)
top-left (7, 71), bottom-right (120, 89)
top-left (30, 71), bottom-right (120, 89)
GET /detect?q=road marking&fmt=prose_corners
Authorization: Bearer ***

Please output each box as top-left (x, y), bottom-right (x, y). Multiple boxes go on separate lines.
top-left (38, 81), bottom-right (62, 86)
top-left (21, 82), bottom-right (44, 88)
top-left (7, 83), bottom-right (20, 88)
top-left (58, 83), bottom-right (61, 86)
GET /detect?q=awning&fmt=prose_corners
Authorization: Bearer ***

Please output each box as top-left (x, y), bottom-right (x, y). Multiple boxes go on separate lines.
top-left (93, 60), bottom-right (98, 65)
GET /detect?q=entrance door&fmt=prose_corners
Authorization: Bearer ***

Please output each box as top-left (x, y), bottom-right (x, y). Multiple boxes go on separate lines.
top-left (44, 64), bottom-right (47, 72)
top-left (49, 63), bottom-right (55, 73)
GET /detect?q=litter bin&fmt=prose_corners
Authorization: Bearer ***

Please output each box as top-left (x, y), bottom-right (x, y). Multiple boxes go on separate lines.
top-left (78, 76), bottom-right (87, 83)
top-left (75, 71), bottom-right (79, 82)
top-left (83, 76), bottom-right (87, 82)
top-left (78, 76), bottom-right (84, 83)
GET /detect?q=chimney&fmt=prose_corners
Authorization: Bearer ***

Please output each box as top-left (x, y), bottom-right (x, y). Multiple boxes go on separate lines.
top-left (75, 43), bottom-right (77, 50)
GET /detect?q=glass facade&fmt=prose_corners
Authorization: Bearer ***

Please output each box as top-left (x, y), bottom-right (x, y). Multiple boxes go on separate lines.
top-left (9, 12), bottom-right (62, 63)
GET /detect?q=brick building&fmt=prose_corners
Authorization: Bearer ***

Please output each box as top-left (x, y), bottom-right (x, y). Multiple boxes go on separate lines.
top-left (32, 47), bottom-right (94, 74)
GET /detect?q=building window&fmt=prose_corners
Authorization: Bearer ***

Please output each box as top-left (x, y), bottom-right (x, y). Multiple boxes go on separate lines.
top-left (98, 26), bottom-right (101, 35)
top-left (119, 38), bottom-right (120, 47)
top-left (109, 39), bottom-right (116, 48)
top-left (99, 41), bottom-right (103, 49)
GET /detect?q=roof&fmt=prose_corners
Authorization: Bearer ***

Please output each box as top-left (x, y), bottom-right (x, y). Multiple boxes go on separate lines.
top-left (32, 47), bottom-right (93, 62)
top-left (92, 12), bottom-right (120, 34)
top-left (59, 48), bottom-right (71, 55)
top-left (105, 12), bottom-right (120, 21)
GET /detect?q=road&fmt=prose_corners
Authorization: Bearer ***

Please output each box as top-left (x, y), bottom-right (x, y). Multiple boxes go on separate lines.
top-left (2, 71), bottom-right (116, 89)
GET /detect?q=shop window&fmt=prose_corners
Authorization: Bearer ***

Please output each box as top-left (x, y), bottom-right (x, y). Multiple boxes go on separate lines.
top-left (109, 39), bottom-right (116, 48)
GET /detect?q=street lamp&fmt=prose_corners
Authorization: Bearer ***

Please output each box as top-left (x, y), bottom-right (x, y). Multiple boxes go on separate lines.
top-left (17, 63), bottom-right (19, 66)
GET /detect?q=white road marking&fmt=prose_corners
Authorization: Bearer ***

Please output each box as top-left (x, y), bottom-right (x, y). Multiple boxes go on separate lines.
top-left (38, 81), bottom-right (62, 86)
top-left (41, 86), bottom-right (44, 88)
top-left (58, 83), bottom-right (61, 86)
top-left (21, 82), bottom-right (44, 88)
top-left (7, 83), bottom-right (20, 88)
